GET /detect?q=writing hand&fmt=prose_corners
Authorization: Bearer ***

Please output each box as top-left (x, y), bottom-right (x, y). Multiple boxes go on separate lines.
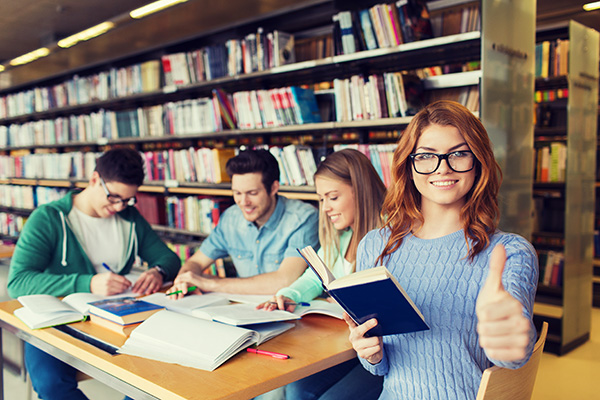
top-left (343, 312), bottom-right (383, 365)
top-left (476, 244), bottom-right (531, 362)
top-left (257, 295), bottom-right (295, 312)
top-left (131, 268), bottom-right (163, 295)
top-left (90, 272), bottom-right (132, 296)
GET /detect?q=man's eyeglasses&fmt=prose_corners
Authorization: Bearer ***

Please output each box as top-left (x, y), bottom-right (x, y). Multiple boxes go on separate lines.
top-left (99, 177), bottom-right (137, 206)
top-left (409, 151), bottom-right (476, 175)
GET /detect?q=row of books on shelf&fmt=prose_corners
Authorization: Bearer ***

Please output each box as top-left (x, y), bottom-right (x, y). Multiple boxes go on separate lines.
top-left (332, 70), bottom-right (479, 122)
top-left (0, 185), bottom-right (68, 210)
top-left (0, 151), bottom-right (99, 180)
top-left (340, 0), bottom-right (481, 55)
top-left (0, 85), bottom-right (322, 147)
top-left (143, 148), bottom-right (234, 184)
top-left (534, 142), bottom-right (566, 183)
top-left (222, 86), bottom-right (322, 130)
top-left (535, 39), bottom-right (570, 79)
top-left (162, 29), bottom-right (295, 86)
top-left (165, 195), bottom-right (224, 235)
top-left (0, 60), bottom-right (162, 118)
top-left (141, 144), bottom-right (318, 187)
top-left (538, 250), bottom-right (564, 288)
top-left (135, 191), bottom-right (228, 236)
top-left (331, 0), bottom-right (479, 55)
top-left (534, 88), bottom-right (568, 103)
top-left (333, 143), bottom-right (395, 187)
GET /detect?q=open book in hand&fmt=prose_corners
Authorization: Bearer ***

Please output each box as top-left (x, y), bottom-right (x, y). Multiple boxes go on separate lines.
top-left (118, 310), bottom-right (294, 371)
top-left (297, 245), bottom-right (429, 336)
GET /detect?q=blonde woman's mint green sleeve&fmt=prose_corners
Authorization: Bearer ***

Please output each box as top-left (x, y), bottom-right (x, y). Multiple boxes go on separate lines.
top-left (276, 247), bottom-right (326, 303)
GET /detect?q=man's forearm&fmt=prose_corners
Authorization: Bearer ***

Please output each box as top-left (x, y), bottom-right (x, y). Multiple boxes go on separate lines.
top-left (179, 259), bottom-right (208, 276)
top-left (200, 269), bottom-right (301, 294)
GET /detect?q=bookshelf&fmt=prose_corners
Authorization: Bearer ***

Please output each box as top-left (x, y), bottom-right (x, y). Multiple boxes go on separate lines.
top-left (0, 1), bottom-right (535, 253)
top-left (532, 21), bottom-right (599, 355)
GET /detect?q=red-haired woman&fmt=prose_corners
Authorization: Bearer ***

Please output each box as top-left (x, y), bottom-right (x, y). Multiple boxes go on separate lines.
top-left (346, 100), bottom-right (538, 399)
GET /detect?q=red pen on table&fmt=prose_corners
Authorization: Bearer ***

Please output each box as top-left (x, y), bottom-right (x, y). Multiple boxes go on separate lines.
top-left (247, 347), bottom-right (289, 359)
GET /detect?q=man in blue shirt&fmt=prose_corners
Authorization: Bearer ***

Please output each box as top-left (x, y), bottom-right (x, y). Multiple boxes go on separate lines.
top-left (168, 149), bottom-right (319, 296)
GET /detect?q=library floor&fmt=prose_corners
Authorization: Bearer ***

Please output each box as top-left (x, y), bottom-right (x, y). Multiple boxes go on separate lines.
top-left (1, 254), bottom-right (598, 399)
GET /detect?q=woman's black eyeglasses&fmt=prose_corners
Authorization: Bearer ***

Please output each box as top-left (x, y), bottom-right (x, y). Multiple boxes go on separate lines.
top-left (409, 151), bottom-right (476, 174)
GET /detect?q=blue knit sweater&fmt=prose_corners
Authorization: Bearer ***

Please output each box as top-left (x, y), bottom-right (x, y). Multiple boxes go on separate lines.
top-left (357, 229), bottom-right (538, 400)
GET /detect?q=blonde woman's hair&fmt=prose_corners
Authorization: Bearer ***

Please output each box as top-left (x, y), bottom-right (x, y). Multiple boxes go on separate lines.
top-left (315, 148), bottom-right (386, 270)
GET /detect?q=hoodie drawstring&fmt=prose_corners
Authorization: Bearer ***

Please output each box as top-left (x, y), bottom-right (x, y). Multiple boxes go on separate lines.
top-left (59, 211), bottom-right (67, 267)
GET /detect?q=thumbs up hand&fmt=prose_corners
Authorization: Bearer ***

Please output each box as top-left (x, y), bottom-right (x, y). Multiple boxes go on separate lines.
top-left (476, 244), bottom-right (531, 362)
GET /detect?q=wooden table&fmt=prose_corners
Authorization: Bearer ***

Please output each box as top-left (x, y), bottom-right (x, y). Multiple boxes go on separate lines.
top-left (0, 299), bottom-right (356, 400)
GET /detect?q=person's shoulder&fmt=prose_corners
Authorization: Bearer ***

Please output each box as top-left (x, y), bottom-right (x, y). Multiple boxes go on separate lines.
top-left (492, 231), bottom-right (536, 256)
top-left (281, 197), bottom-right (318, 218)
top-left (361, 227), bottom-right (389, 245)
top-left (219, 202), bottom-right (243, 221)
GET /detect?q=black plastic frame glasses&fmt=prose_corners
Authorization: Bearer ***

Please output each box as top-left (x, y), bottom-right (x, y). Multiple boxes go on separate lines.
top-left (99, 177), bottom-right (137, 206)
top-left (409, 151), bottom-right (476, 175)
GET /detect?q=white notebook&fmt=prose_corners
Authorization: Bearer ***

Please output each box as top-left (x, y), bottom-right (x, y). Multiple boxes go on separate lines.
top-left (118, 310), bottom-right (293, 371)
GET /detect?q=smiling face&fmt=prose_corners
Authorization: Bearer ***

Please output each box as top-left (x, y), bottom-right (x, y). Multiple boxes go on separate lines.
top-left (315, 175), bottom-right (356, 231)
top-left (411, 123), bottom-right (476, 214)
top-left (231, 172), bottom-right (278, 227)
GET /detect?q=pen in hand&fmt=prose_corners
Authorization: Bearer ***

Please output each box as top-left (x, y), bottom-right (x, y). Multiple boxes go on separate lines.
top-left (102, 263), bottom-right (112, 273)
top-left (165, 286), bottom-right (198, 296)
top-left (247, 348), bottom-right (289, 359)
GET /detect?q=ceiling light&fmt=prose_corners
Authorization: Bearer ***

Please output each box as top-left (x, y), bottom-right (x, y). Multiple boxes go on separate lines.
top-left (130, 0), bottom-right (188, 19)
top-left (10, 48), bottom-right (51, 66)
top-left (583, 2), bottom-right (600, 11)
top-left (57, 22), bottom-right (115, 49)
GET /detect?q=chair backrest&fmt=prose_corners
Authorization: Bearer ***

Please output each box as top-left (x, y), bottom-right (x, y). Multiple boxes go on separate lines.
top-left (476, 321), bottom-right (548, 400)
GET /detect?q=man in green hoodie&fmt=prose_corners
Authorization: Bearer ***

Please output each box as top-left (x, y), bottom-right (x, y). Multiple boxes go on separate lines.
top-left (8, 147), bottom-right (181, 400)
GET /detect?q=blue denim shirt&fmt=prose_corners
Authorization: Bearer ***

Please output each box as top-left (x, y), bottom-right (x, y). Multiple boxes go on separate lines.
top-left (199, 196), bottom-right (319, 277)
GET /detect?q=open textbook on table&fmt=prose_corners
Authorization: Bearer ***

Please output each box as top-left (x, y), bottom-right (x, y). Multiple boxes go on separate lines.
top-left (118, 310), bottom-right (294, 371)
top-left (298, 245), bottom-right (429, 336)
top-left (13, 270), bottom-right (156, 330)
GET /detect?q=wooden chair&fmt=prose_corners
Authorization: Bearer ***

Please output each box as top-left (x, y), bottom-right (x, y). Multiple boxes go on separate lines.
top-left (476, 321), bottom-right (548, 400)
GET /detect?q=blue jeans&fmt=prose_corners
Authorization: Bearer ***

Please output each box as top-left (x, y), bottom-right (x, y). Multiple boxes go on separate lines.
top-left (285, 357), bottom-right (384, 400)
top-left (25, 343), bottom-right (88, 400)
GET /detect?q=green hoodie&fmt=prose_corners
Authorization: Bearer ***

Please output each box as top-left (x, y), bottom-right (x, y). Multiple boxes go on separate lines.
top-left (7, 190), bottom-right (181, 298)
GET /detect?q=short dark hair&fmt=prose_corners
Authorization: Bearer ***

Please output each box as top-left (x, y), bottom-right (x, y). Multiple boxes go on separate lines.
top-left (225, 149), bottom-right (280, 192)
top-left (94, 147), bottom-right (145, 186)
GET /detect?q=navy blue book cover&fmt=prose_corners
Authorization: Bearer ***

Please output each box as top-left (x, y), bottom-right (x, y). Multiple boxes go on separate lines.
top-left (329, 280), bottom-right (429, 337)
top-left (88, 297), bottom-right (162, 317)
